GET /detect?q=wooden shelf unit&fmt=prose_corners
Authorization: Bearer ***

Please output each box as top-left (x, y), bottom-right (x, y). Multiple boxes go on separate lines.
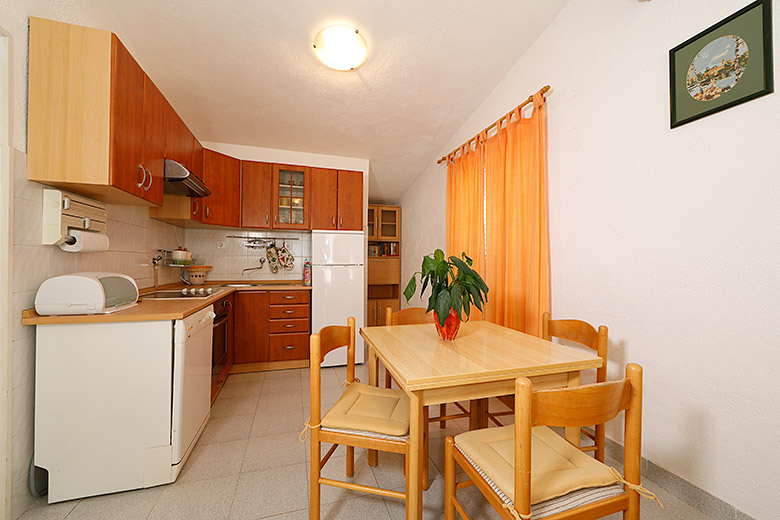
top-left (366, 204), bottom-right (401, 326)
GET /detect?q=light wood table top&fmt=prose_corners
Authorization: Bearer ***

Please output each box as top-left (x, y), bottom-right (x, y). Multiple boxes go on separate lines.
top-left (360, 320), bottom-right (602, 392)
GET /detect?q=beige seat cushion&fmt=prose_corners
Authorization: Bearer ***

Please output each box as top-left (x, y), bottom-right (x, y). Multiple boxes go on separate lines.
top-left (321, 383), bottom-right (410, 437)
top-left (455, 425), bottom-right (618, 505)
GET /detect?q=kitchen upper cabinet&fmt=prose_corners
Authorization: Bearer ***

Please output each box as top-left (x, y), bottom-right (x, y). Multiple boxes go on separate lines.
top-left (377, 206), bottom-right (401, 240)
top-left (241, 161), bottom-right (273, 228)
top-left (27, 18), bottom-right (166, 206)
top-left (311, 168), bottom-right (363, 231)
top-left (367, 206), bottom-right (377, 240)
top-left (337, 170), bottom-right (363, 231)
top-left (165, 101), bottom-right (195, 174)
top-left (234, 292), bottom-right (269, 364)
top-left (140, 76), bottom-right (166, 206)
top-left (272, 164), bottom-right (310, 230)
top-left (202, 149), bottom-right (240, 227)
top-left (311, 168), bottom-right (338, 230)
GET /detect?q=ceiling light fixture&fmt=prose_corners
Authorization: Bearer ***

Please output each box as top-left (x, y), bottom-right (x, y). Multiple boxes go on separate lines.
top-left (313, 24), bottom-right (367, 71)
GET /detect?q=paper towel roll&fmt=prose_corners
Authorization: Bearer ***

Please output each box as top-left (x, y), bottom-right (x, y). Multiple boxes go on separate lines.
top-left (58, 230), bottom-right (110, 253)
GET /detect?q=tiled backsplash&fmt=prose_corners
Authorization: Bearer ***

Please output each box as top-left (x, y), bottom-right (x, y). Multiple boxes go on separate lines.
top-left (184, 229), bottom-right (312, 282)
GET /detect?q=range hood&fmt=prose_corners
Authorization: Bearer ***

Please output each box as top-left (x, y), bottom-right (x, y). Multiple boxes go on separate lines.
top-left (163, 159), bottom-right (211, 198)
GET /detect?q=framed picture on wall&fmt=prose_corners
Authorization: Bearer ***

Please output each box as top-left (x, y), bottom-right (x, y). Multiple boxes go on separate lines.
top-left (669, 0), bottom-right (773, 128)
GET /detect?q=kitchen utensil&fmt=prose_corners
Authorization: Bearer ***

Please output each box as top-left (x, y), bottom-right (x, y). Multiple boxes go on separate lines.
top-left (185, 265), bottom-right (212, 285)
top-left (278, 242), bottom-right (295, 270)
top-left (266, 244), bottom-right (280, 273)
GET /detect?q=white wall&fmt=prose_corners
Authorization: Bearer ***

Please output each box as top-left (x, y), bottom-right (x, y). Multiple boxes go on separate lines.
top-left (400, 1), bottom-right (780, 518)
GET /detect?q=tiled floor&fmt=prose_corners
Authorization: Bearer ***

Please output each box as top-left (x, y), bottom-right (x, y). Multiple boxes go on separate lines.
top-left (21, 366), bottom-right (716, 520)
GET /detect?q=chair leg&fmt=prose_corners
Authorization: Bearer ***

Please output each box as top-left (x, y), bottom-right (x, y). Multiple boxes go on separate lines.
top-left (423, 406), bottom-right (430, 490)
top-left (310, 432), bottom-right (321, 520)
top-left (385, 368), bottom-right (392, 389)
top-left (404, 448), bottom-right (411, 519)
top-left (346, 446), bottom-right (355, 478)
top-left (444, 436), bottom-right (455, 520)
top-left (439, 403), bottom-right (447, 428)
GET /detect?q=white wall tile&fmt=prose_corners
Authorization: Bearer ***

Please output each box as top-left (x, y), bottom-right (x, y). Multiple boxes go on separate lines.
top-left (12, 197), bottom-right (42, 247)
top-left (12, 291), bottom-right (35, 342)
top-left (11, 473), bottom-right (34, 520)
top-left (11, 426), bottom-right (33, 484)
top-left (11, 381), bottom-right (34, 436)
top-left (11, 337), bottom-right (35, 390)
top-left (12, 245), bottom-right (49, 293)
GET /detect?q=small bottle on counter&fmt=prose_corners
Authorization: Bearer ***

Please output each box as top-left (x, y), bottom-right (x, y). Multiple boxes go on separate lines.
top-left (303, 259), bottom-right (312, 286)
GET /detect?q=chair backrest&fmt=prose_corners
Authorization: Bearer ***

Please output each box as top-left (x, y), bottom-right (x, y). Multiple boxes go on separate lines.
top-left (542, 311), bottom-right (608, 383)
top-left (512, 363), bottom-right (643, 516)
top-left (309, 317), bottom-right (355, 426)
top-left (386, 306), bottom-right (435, 326)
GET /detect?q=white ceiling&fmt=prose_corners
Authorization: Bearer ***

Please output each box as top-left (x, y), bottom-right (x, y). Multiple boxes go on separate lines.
top-left (104, 0), bottom-right (569, 203)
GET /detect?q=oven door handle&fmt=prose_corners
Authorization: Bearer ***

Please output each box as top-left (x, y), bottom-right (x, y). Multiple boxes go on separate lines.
top-left (213, 314), bottom-right (230, 328)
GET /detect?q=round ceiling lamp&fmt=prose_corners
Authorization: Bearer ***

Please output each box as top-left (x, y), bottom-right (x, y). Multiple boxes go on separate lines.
top-left (313, 24), bottom-right (367, 71)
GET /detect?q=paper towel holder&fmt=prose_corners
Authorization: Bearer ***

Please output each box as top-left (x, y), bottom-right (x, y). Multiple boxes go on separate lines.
top-left (42, 189), bottom-right (108, 246)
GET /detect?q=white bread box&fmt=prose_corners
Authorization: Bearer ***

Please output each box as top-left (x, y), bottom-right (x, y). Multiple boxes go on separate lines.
top-left (35, 272), bottom-right (139, 316)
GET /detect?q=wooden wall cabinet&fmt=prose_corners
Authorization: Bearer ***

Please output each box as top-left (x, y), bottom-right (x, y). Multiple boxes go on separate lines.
top-left (202, 149), bottom-right (241, 227)
top-left (272, 164), bottom-right (311, 229)
top-left (28, 18), bottom-right (168, 206)
top-left (311, 168), bottom-right (363, 231)
top-left (367, 204), bottom-right (401, 327)
top-left (241, 161), bottom-right (273, 229)
top-left (233, 291), bottom-right (269, 364)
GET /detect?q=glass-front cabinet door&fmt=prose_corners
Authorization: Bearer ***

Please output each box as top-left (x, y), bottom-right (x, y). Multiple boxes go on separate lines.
top-left (378, 206), bottom-right (400, 240)
top-left (367, 205), bottom-right (377, 239)
top-left (272, 164), bottom-right (310, 229)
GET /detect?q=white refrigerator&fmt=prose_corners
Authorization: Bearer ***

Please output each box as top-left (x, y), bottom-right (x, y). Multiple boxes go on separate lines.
top-left (311, 230), bottom-right (365, 367)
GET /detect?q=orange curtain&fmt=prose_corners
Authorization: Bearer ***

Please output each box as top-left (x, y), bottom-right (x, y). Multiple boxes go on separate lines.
top-left (446, 138), bottom-right (485, 318)
top-left (484, 91), bottom-right (550, 335)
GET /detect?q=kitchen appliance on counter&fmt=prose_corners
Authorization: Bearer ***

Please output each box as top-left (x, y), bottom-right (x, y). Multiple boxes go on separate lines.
top-left (142, 286), bottom-right (225, 299)
top-left (34, 306), bottom-right (215, 502)
top-left (34, 272), bottom-right (138, 316)
top-left (311, 231), bottom-right (365, 367)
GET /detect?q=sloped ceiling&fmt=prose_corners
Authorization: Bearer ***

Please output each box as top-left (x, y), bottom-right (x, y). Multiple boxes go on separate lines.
top-left (104, 0), bottom-right (569, 203)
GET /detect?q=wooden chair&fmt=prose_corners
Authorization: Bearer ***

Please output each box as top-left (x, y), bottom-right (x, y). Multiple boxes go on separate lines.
top-left (308, 317), bottom-right (412, 520)
top-left (446, 364), bottom-right (651, 520)
top-left (487, 312), bottom-right (609, 461)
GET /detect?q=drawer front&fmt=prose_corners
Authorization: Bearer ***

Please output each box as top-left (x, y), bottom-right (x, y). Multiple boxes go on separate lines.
top-left (269, 333), bottom-right (309, 361)
top-left (268, 318), bottom-right (309, 334)
top-left (368, 258), bottom-right (400, 285)
top-left (269, 304), bottom-right (310, 319)
top-left (269, 291), bottom-right (310, 305)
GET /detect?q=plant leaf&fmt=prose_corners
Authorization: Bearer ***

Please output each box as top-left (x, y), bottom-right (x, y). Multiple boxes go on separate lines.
top-left (434, 249), bottom-right (445, 262)
top-left (403, 275), bottom-right (417, 302)
top-left (435, 289), bottom-right (451, 327)
top-left (462, 295), bottom-right (471, 318)
top-left (462, 252), bottom-right (473, 266)
top-left (450, 284), bottom-right (463, 319)
top-left (422, 256), bottom-right (437, 276)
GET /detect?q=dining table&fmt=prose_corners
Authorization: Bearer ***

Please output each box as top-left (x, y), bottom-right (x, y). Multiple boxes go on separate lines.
top-left (360, 319), bottom-right (603, 520)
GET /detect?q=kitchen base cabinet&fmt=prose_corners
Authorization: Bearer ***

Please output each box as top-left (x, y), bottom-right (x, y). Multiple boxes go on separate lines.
top-left (233, 291), bottom-right (269, 364)
top-left (269, 332), bottom-right (309, 362)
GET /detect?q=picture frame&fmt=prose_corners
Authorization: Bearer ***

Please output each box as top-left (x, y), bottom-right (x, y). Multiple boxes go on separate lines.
top-left (669, 0), bottom-right (773, 128)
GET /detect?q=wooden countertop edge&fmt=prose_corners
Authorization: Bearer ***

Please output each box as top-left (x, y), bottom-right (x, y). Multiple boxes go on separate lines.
top-left (22, 283), bottom-right (312, 325)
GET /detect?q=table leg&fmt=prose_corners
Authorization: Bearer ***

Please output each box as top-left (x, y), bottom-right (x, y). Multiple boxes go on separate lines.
top-left (565, 371), bottom-right (581, 447)
top-left (408, 391), bottom-right (424, 520)
top-left (368, 348), bottom-right (379, 466)
top-left (469, 398), bottom-right (488, 430)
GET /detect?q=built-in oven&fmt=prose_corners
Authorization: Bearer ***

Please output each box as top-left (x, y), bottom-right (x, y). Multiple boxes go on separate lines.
top-left (211, 294), bottom-right (233, 385)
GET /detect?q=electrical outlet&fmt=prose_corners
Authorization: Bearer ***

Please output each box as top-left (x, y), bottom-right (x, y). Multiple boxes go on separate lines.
top-left (216, 241), bottom-right (225, 249)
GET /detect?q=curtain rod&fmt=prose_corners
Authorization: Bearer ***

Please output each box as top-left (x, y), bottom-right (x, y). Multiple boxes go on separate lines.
top-left (436, 85), bottom-right (551, 165)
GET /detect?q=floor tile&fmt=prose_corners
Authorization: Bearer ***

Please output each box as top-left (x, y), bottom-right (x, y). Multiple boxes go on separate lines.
top-left (212, 394), bottom-right (260, 419)
top-left (19, 498), bottom-right (78, 520)
top-left (251, 404), bottom-right (305, 437)
top-left (199, 414), bottom-right (254, 445)
top-left (178, 439), bottom-right (248, 483)
top-left (313, 453), bottom-right (381, 504)
top-left (321, 494), bottom-right (391, 520)
top-left (227, 372), bottom-right (266, 384)
top-left (384, 476), bottom-right (446, 520)
top-left (242, 432), bottom-right (307, 473)
top-left (64, 486), bottom-right (162, 520)
top-left (229, 464), bottom-right (308, 520)
top-left (219, 380), bottom-right (264, 399)
top-left (148, 475), bottom-right (238, 520)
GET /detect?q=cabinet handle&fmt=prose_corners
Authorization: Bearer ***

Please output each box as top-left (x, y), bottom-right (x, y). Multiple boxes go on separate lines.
top-left (283, 296), bottom-right (295, 300)
top-left (373, 306), bottom-right (376, 323)
top-left (266, 212), bottom-right (269, 224)
top-left (192, 200), bottom-right (199, 215)
top-left (136, 164), bottom-right (146, 188)
top-left (339, 216), bottom-right (343, 227)
top-left (332, 216), bottom-right (336, 227)
top-left (283, 310), bottom-right (295, 314)
top-left (282, 345), bottom-right (296, 350)
top-left (205, 205), bottom-right (210, 219)
top-left (283, 324), bottom-right (295, 328)
top-left (144, 168), bottom-right (153, 191)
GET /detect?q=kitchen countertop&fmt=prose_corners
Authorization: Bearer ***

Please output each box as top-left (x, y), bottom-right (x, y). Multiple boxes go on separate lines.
top-left (21, 281), bottom-right (312, 325)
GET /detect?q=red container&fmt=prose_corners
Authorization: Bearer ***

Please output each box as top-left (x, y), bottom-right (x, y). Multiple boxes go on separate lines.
top-left (434, 308), bottom-right (461, 340)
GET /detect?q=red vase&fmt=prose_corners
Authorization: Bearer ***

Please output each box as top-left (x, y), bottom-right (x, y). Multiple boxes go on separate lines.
top-left (434, 308), bottom-right (461, 340)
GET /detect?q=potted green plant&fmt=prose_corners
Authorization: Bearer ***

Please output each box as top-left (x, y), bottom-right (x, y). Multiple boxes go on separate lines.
top-left (403, 249), bottom-right (489, 340)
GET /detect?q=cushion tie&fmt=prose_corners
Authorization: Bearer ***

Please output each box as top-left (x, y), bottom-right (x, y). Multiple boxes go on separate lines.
top-left (340, 378), bottom-right (361, 388)
top-left (298, 420), bottom-right (321, 443)
top-left (609, 467), bottom-right (664, 508)
top-left (501, 503), bottom-right (532, 520)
